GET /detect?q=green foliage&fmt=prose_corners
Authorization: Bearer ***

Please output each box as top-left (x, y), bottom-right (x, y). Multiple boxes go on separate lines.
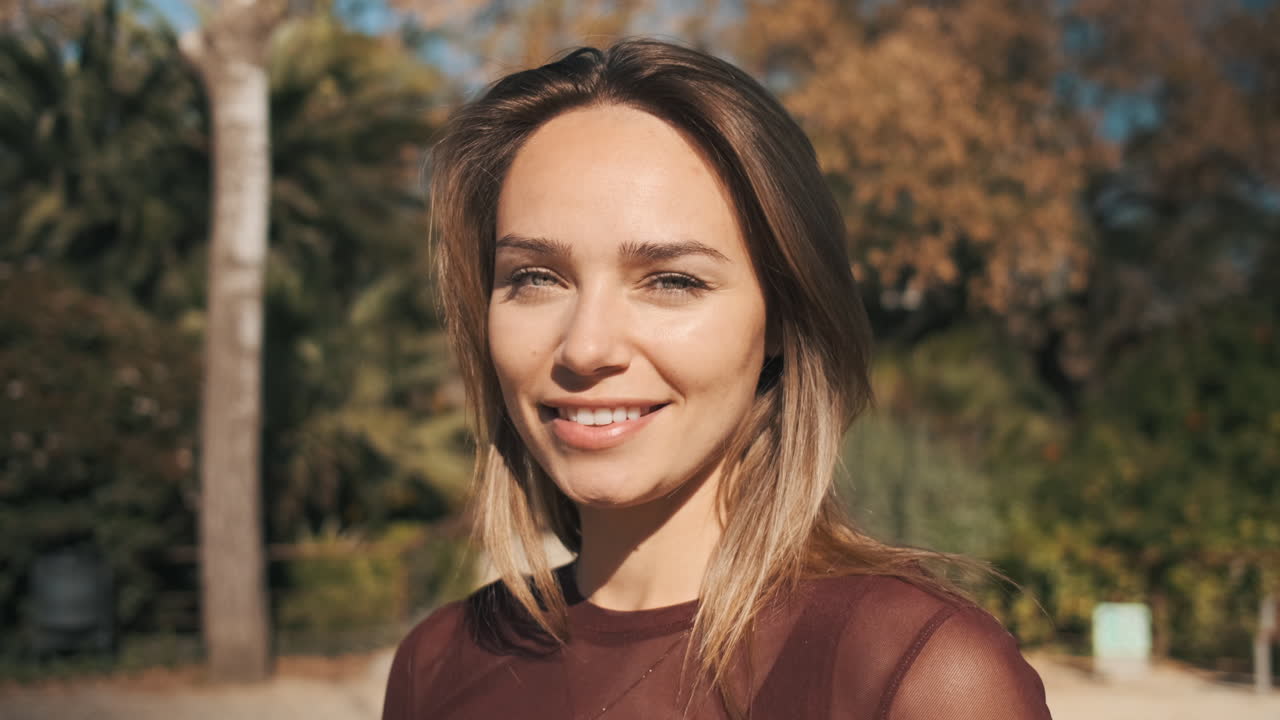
top-left (0, 1), bottom-right (469, 646)
top-left (852, 317), bottom-right (1278, 664)
top-left (0, 1), bottom-right (208, 307)
top-left (276, 544), bottom-right (406, 634)
top-left (268, 13), bottom-right (442, 291)
top-left (258, 12), bottom-right (469, 538)
top-left (0, 265), bottom-right (200, 632)
top-left (274, 523), bottom-right (473, 633)
top-left (842, 411), bottom-right (1001, 559)
top-left (843, 326), bottom-right (1065, 560)
top-left (871, 325), bottom-right (1065, 477)
top-left (999, 303), bottom-right (1280, 658)
top-left (0, 0), bottom-right (467, 540)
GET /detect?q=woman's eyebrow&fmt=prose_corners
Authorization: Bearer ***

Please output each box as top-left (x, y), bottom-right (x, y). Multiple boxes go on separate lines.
top-left (619, 239), bottom-right (730, 264)
top-left (495, 234), bottom-right (573, 258)
top-left (496, 235), bottom-right (731, 264)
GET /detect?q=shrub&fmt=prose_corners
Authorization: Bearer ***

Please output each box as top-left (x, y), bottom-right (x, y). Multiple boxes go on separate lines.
top-left (0, 264), bottom-right (200, 636)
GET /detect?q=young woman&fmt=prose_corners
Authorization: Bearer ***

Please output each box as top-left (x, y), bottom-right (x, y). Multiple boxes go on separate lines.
top-left (383, 39), bottom-right (1053, 719)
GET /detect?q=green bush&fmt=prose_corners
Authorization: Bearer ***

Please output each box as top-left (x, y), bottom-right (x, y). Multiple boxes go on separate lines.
top-left (0, 265), bottom-right (200, 634)
top-left (273, 523), bottom-right (473, 634)
top-left (998, 303), bottom-right (1280, 660)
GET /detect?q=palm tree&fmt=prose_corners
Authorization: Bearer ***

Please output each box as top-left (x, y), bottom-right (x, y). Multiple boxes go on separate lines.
top-left (1, 0), bottom-right (468, 664)
top-left (179, 0), bottom-right (283, 684)
top-left (261, 13), bottom-right (469, 538)
top-left (0, 1), bottom-right (207, 304)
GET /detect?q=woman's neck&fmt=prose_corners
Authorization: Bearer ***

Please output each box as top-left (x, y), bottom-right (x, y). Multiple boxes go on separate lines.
top-left (573, 464), bottom-right (722, 611)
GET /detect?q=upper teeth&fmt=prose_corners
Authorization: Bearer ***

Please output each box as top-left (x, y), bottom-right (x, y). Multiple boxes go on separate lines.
top-left (558, 406), bottom-right (649, 425)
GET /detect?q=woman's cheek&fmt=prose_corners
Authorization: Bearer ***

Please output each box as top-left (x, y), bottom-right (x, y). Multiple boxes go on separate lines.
top-left (648, 314), bottom-right (765, 397)
top-left (487, 307), bottom-right (532, 387)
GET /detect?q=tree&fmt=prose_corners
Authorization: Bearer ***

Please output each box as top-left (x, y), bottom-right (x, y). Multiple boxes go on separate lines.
top-left (390, 0), bottom-right (652, 82)
top-left (260, 11), bottom-right (466, 537)
top-left (841, 324), bottom-right (1064, 558)
top-left (1004, 302), bottom-right (1280, 659)
top-left (1, 0), bottom-right (463, 646)
top-left (0, 0), bottom-right (208, 305)
top-left (737, 0), bottom-right (1099, 338)
top-left (1071, 0), bottom-right (1279, 188)
top-left (0, 265), bottom-right (201, 638)
top-left (180, 0), bottom-right (287, 683)
top-left (2, 0), bottom-right (461, 547)
top-left (1046, 0), bottom-right (1280, 385)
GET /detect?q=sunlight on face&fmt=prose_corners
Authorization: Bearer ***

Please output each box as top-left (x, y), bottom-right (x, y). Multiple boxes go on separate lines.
top-left (489, 105), bottom-right (769, 509)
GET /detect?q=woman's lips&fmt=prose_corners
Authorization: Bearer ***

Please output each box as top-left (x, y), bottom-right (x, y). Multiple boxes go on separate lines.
top-left (546, 404), bottom-right (666, 451)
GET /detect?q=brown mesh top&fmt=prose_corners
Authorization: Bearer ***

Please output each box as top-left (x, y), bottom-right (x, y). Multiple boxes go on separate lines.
top-left (382, 570), bottom-right (1052, 719)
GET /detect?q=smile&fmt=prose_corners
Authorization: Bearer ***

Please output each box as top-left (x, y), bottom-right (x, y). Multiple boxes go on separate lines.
top-left (554, 405), bottom-right (663, 426)
top-left (541, 402), bottom-right (669, 450)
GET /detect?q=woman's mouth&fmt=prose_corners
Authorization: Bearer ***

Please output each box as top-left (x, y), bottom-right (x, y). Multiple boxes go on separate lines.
top-left (541, 403), bottom-right (668, 450)
top-left (552, 404), bottom-right (664, 426)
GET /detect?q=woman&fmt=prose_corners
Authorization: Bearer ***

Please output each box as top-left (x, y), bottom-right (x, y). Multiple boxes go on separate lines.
top-left (384, 39), bottom-right (1052, 719)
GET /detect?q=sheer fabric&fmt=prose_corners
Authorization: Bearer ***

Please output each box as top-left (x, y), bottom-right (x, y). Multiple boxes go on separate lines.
top-left (382, 571), bottom-right (1052, 719)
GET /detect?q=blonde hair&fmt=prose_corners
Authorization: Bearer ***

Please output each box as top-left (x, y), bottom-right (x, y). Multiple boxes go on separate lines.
top-left (430, 38), bottom-right (974, 708)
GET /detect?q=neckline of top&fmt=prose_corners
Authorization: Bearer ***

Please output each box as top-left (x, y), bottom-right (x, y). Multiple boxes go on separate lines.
top-left (558, 564), bottom-right (699, 637)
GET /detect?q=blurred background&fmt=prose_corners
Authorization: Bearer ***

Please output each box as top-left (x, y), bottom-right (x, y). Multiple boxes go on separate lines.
top-left (0, 0), bottom-right (1277, 718)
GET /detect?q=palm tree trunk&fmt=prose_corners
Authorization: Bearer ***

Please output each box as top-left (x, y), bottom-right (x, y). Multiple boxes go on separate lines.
top-left (182, 0), bottom-right (284, 684)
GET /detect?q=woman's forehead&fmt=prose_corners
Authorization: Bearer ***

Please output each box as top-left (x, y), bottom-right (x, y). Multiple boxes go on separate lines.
top-left (495, 105), bottom-right (748, 262)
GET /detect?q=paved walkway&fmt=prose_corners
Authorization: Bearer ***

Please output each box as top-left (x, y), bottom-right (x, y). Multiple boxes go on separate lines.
top-left (2, 652), bottom-right (1277, 720)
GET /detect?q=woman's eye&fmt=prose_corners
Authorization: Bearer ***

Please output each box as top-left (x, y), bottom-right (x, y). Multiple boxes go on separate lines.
top-left (648, 273), bottom-right (709, 294)
top-left (509, 268), bottom-right (560, 288)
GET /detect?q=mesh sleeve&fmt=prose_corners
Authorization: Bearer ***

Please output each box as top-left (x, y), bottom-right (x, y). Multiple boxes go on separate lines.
top-left (381, 601), bottom-right (467, 720)
top-left (887, 606), bottom-right (1053, 720)
top-left (381, 625), bottom-right (416, 720)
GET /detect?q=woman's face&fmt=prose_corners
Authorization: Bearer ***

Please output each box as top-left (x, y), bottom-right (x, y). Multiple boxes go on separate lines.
top-left (489, 104), bottom-right (769, 509)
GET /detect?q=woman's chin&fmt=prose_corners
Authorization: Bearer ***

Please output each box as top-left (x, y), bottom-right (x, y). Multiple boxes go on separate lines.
top-left (563, 487), bottom-right (659, 511)
top-left (554, 476), bottom-right (670, 511)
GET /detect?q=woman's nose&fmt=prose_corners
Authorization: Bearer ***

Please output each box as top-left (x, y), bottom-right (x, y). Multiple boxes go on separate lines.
top-left (555, 290), bottom-right (630, 378)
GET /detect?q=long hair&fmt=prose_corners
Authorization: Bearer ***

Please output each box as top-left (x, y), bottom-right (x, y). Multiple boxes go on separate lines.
top-left (430, 38), bottom-right (976, 706)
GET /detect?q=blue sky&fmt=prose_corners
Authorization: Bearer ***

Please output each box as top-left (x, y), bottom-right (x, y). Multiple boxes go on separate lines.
top-left (149, 0), bottom-right (197, 31)
top-left (148, 0), bottom-right (401, 34)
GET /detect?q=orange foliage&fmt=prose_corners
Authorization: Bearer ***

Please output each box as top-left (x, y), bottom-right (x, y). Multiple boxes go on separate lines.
top-left (737, 0), bottom-right (1100, 317)
top-left (390, 0), bottom-right (655, 73)
top-left (394, 0), bottom-right (1274, 338)
top-left (1074, 0), bottom-right (1280, 184)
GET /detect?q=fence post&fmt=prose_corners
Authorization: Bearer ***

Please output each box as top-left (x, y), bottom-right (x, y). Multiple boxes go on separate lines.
top-left (1258, 592), bottom-right (1276, 694)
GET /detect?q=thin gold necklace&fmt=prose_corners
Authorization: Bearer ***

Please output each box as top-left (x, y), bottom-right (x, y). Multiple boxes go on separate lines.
top-left (585, 629), bottom-right (691, 719)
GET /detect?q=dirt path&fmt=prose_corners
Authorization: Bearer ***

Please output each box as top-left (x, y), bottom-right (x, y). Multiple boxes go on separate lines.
top-left (1034, 657), bottom-right (1280, 720)
top-left (2, 652), bottom-right (1277, 720)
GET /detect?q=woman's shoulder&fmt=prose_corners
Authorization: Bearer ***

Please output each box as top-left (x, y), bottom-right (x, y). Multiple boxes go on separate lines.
top-left (788, 573), bottom-right (975, 662)
top-left (806, 572), bottom-right (1031, 669)
top-left (386, 597), bottom-right (471, 686)
top-left (801, 572), bottom-right (969, 623)
top-left (392, 575), bottom-right (566, 663)
top-left (382, 599), bottom-right (469, 720)
top-left (797, 573), bottom-right (1052, 719)
top-left (395, 596), bottom-right (470, 657)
